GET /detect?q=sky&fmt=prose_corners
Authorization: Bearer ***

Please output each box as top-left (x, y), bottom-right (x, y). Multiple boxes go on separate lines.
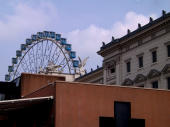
top-left (0, 0), bottom-right (170, 81)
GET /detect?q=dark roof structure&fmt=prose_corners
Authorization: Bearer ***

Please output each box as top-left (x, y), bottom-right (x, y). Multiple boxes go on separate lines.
top-left (0, 96), bottom-right (53, 113)
top-left (75, 67), bottom-right (103, 81)
top-left (0, 81), bottom-right (20, 100)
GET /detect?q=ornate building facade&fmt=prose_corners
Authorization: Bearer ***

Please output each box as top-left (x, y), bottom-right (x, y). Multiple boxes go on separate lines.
top-left (76, 11), bottom-right (170, 90)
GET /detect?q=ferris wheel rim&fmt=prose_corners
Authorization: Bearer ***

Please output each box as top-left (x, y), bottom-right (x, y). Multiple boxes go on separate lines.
top-left (5, 31), bottom-right (80, 82)
top-left (12, 38), bottom-right (73, 80)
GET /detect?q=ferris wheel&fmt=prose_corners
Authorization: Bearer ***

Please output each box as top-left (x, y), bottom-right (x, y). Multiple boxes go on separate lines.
top-left (5, 31), bottom-right (80, 81)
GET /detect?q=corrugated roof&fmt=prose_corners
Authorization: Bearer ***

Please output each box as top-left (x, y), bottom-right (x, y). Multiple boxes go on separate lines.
top-left (0, 96), bottom-right (53, 112)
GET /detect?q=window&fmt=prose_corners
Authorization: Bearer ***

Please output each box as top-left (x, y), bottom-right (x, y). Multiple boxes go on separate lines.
top-left (152, 81), bottom-right (158, 88)
top-left (138, 84), bottom-right (144, 87)
top-left (138, 56), bottom-right (143, 68)
top-left (167, 77), bottom-right (170, 89)
top-left (152, 51), bottom-right (157, 63)
top-left (167, 45), bottom-right (170, 57)
top-left (110, 68), bottom-right (115, 73)
top-left (126, 61), bottom-right (131, 73)
top-left (0, 93), bottom-right (5, 101)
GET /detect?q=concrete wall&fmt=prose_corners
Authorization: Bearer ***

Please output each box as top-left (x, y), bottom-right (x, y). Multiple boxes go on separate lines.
top-left (54, 81), bottom-right (170, 127)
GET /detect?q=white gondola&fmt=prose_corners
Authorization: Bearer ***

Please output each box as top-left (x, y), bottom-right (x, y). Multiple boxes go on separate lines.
top-left (70, 51), bottom-right (76, 59)
top-left (16, 50), bottom-right (22, 57)
top-left (12, 58), bottom-right (17, 64)
top-left (37, 32), bottom-right (43, 38)
top-left (5, 74), bottom-right (10, 81)
top-left (21, 44), bottom-right (26, 51)
top-left (31, 35), bottom-right (37, 41)
top-left (26, 39), bottom-right (32, 45)
top-left (73, 60), bottom-right (79, 67)
top-left (61, 38), bottom-right (67, 45)
top-left (43, 31), bottom-right (50, 38)
top-left (8, 66), bottom-right (14, 72)
top-left (65, 44), bottom-right (71, 51)
top-left (50, 32), bottom-right (55, 38)
top-left (56, 34), bottom-right (61, 41)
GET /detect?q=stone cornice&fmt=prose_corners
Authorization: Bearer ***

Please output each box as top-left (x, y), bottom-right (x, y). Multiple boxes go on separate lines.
top-left (147, 69), bottom-right (161, 79)
top-left (134, 74), bottom-right (147, 83)
top-left (102, 28), bottom-right (169, 62)
top-left (97, 13), bottom-right (170, 57)
top-left (162, 64), bottom-right (170, 74)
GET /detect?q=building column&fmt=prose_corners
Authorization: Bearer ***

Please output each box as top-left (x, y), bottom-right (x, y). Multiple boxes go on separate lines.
top-left (115, 56), bottom-right (121, 85)
top-left (116, 63), bottom-right (120, 85)
top-left (160, 74), bottom-right (167, 89)
top-left (145, 79), bottom-right (150, 88)
top-left (103, 63), bottom-right (107, 84)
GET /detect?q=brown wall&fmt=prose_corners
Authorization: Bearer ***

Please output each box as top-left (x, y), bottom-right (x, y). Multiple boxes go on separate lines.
top-left (23, 84), bottom-right (56, 98)
top-left (21, 73), bottom-right (65, 97)
top-left (54, 82), bottom-right (170, 127)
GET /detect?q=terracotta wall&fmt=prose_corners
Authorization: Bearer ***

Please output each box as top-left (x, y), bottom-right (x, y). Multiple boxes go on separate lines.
top-left (21, 73), bottom-right (65, 97)
top-left (23, 84), bottom-right (56, 98)
top-left (54, 82), bottom-right (170, 127)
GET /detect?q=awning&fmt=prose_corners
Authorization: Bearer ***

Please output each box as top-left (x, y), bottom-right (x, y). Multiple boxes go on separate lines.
top-left (0, 96), bottom-right (53, 112)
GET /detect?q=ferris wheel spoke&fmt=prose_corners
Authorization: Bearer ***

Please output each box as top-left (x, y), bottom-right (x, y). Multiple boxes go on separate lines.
top-left (42, 40), bottom-right (48, 68)
top-left (30, 49), bottom-right (35, 72)
top-left (27, 50), bottom-right (34, 73)
top-left (31, 45), bottom-right (37, 73)
top-left (23, 56), bottom-right (32, 73)
top-left (59, 61), bottom-right (68, 72)
top-left (47, 42), bottom-right (54, 62)
top-left (36, 41), bottom-right (41, 73)
top-left (69, 61), bottom-right (74, 69)
top-left (55, 49), bottom-right (63, 64)
top-left (50, 45), bottom-right (58, 63)
top-left (57, 57), bottom-right (67, 67)
top-left (40, 40), bottom-right (44, 68)
top-left (20, 61), bottom-right (28, 72)
top-left (16, 70), bottom-right (21, 78)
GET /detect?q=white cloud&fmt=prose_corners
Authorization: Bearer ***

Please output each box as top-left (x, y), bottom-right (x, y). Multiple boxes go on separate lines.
top-left (67, 12), bottom-right (157, 72)
top-left (112, 12), bottom-right (157, 37)
top-left (0, 2), bottom-right (59, 80)
top-left (0, 2), bottom-right (58, 42)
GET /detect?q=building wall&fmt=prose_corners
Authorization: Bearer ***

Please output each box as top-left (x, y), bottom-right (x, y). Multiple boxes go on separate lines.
top-left (75, 13), bottom-right (170, 89)
top-left (54, 81), bottom-right (170, 127)
top-left (21, 73), bottom-right (65, 97)
top-left (23, 83), bottom-right (55, 98)
top-left (55, 82), bottom-right (170, 127)
top-left (100, 14), bottom-right (170, 90)
top-left (121, 30), bottom-right (170, 88)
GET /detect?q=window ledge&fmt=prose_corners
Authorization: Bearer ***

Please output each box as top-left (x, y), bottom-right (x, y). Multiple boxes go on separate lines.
top-left (126, 72), bottom-right (131, 76)
top-left (167, 57), bottom-right (170, 60)
top-left (137, 67), bottom-right (144, 71)
top-left (151, 62), bottom-right (158, 67)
